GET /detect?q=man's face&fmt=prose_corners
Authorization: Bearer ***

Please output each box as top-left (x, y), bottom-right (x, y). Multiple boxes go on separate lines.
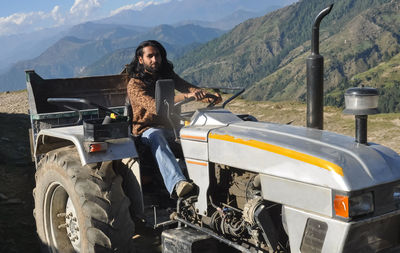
top-left (139, 46), bottom-right (162, 74)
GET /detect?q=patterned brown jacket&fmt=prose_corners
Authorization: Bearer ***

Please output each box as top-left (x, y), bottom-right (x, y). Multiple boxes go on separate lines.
top-left (127, 72), bottom-right (201, 136)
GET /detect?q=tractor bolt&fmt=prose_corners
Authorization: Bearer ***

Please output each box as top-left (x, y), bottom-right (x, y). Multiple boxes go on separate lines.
top-left (57, 223), bottom-right (69, 229)
top-left (57, 213), bottom-right (66, 218)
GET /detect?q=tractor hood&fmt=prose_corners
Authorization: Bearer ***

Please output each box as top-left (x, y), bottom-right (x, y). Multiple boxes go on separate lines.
top-left (207, 121), bottom-right (400, 191)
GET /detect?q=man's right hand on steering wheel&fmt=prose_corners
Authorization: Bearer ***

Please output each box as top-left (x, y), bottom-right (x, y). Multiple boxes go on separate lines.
top-left (186, 90), bottom-right (222, 105)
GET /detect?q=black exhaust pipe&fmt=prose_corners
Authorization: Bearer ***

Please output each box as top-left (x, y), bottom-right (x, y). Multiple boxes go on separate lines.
top-left (306, 4), bottom-right (333, 130)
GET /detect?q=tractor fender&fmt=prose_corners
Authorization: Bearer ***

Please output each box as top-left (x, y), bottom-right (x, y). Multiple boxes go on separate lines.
top-left (35, 125), bottom-right (138, 166)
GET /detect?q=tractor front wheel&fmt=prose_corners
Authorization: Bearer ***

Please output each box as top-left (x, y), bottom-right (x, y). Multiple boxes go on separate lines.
top-left (33, 146), bottom-right (135, 253)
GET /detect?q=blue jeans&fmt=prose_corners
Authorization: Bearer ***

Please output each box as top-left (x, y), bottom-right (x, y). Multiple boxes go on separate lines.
top-left (140, 128), bottom-right (186, 195)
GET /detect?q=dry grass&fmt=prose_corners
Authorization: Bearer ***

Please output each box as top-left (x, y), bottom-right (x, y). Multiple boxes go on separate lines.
top-left (0, 90), bottom-right (29, 114)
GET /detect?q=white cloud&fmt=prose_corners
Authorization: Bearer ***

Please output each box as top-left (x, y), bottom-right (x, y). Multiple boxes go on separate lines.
top-left (0, 8), bottom-right (64, 36)
top-left (51, 6), bottom-right (65, 25)
top-left (0, 0), bottom-right (173, 36)
top-left (0, 0), bottom-right (106, 36)
top-left (0, 12), bottom-right (41, 26)
top-left (110, 0), bottom-right (171, 16)
top-left (70, 0), bottom-right (102, 18)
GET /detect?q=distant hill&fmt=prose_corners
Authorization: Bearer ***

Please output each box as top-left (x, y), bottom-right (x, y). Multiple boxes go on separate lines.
top-left (80, 24), bottom-right (223, 76)
top-left (0, 23), bottom-right (147, 74)
top-left (175, 0), bottom-right (400, 112)
top-left (172, 7), bottom-right (281, 31)
top-left (80, 44), bottom-right (196, 77)
top-left (0, 26), bottom-right (67, 72)
top-left (65, 22), bottom-right (149, 41)
top-left (0, 36), bottom-right (115, 91)
top-left (0, 24), bottom-right (223, 91)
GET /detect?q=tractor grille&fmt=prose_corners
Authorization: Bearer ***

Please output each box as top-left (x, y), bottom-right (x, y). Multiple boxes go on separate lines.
top-left (343, 211), bottom-right (400, 252)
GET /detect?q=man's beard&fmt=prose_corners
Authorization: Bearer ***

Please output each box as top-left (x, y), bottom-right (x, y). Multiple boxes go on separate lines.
top-left (143, 62), bottom-right (160, 74)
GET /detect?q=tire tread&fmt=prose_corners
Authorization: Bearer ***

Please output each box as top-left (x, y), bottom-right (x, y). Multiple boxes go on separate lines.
top-left (34, 146), bottom-right (135, 253)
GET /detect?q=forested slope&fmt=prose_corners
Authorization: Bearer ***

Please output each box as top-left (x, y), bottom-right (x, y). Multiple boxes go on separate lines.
top-left (175, 0), bottom-right (400, 112)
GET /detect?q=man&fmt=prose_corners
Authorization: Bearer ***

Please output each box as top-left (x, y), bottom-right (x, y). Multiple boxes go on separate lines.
top-left (127, 40), bottom-right (221, 198)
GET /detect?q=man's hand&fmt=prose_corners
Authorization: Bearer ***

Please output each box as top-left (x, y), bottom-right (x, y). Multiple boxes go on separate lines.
top-left (210, 93), bottom-right (222, 105)
top-left (186, 90), bottom-right (222, 105)
top-left (186, 90), bottom-right (207, 101)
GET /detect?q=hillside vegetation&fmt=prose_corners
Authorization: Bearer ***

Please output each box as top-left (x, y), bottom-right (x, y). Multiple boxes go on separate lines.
top-left (343, 52), bottom-right (400, 113)
top-left (175, 0), bottom-right (400, 113)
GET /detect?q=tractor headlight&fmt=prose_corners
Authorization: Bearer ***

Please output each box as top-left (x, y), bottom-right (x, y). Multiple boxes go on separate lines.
top-left (349, 192), bottom-right (374, 217)
top-left (392, 185), bottom-right (400, 207)
top-left (334, 192), bottom-right (374, 219)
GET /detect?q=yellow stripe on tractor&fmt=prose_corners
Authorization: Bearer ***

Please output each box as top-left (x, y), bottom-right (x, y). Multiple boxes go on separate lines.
top-left (209, 133), bottom-right (344, 176)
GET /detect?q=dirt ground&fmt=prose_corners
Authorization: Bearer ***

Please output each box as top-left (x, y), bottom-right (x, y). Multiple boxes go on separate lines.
top-left (0, 117), bottom-right (38, 252)
top-left (0, 90), bottom-right (399, 253)
top-left (0, 91), bottom-right (37, 252)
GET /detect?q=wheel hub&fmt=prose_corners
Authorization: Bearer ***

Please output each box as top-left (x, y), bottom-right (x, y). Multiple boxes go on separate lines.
top-left (65, 197), bottom-right (80, 251)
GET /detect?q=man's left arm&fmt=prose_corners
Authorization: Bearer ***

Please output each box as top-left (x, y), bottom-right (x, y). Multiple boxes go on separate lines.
top-left (172, 73), bottom-right (201, 94)
top-left (172, 73), bottom-right (221, 104)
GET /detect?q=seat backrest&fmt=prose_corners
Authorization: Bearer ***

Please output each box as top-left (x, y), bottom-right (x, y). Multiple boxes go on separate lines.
top-left (124, 96), bottom-right (133, 135)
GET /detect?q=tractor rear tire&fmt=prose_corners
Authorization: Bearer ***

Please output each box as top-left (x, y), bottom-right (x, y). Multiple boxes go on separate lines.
top-left (33, 146), bottom-right (135, 253)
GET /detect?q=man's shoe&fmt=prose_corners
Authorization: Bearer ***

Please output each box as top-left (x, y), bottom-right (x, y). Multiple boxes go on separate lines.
top-left (175, 181), bottom-right (194, 198)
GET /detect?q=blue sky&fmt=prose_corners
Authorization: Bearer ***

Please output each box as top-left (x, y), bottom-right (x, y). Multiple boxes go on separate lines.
top-left (0, 0), bottom-right (169, 36)
top-left (0, 0), bottom-right (162, 16)
top-left (0, 0), bottom-right (296, 37)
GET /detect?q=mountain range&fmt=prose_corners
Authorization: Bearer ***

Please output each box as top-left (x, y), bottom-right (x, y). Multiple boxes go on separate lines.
top-left (0, 23), bottom-right (225, 92)
top-left (0, 0), bottom-right (289, 92)
top-left (0, 26), bottom-right (68, 72)
top-left (79, 24), bottom-right (225, 76)
top-left (0, 0), bottom-right (289, 74)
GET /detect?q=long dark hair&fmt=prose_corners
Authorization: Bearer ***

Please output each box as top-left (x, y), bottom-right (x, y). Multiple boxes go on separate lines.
top-left (129, 40), bottom-right (174, 81)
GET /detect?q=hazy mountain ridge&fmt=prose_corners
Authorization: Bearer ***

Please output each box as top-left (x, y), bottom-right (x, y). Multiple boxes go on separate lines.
top-left (0, 26), bottom-right (68, 72)
top-left (65, 22), bottom-right (150, 41)
top-left (68, 24), bottom-right (225, 76)
top-left (0, 0), bottom-right (289, 91)
top-left (172, 7), bottom-right (281, 31)
top-left (0, 24), bottom-right (224, 91)
top-left (79, 41), bottom-right (203, 77)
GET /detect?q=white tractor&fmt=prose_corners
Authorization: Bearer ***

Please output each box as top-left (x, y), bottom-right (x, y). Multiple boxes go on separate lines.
top-left (27, 5), bottom-right (400, 253)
